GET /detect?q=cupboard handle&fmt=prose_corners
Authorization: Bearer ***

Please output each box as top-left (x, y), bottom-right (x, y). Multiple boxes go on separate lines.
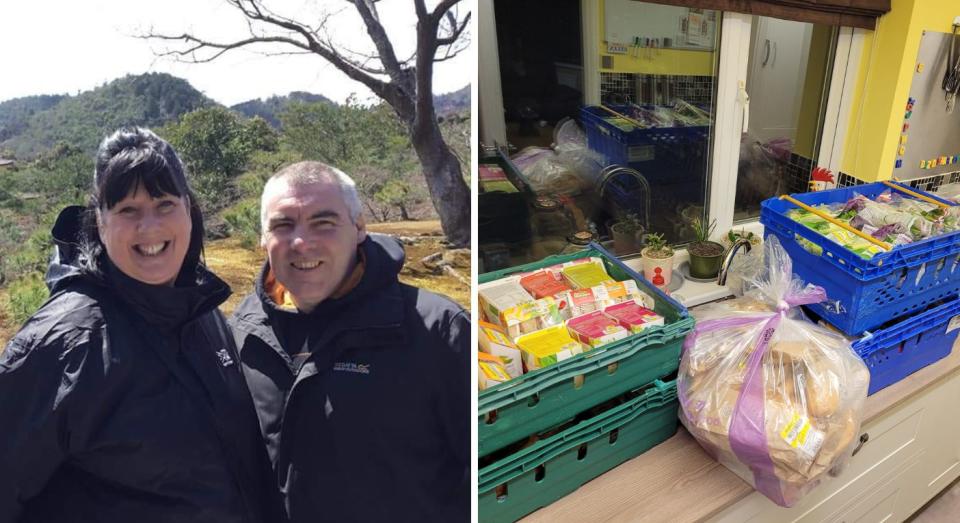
top-left (852, 433), bottom-right (869, 456)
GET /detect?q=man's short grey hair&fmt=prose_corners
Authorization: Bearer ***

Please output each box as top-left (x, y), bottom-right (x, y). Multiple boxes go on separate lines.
top-left (260, 161), bottom-right (363, 234)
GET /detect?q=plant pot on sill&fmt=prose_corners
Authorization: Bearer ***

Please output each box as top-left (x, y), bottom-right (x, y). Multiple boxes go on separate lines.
top-left (610, 221), bottom-right (644, 255)
top-left (641, 246), bottom-right (674, 288)
top-left (688, 240), bottom-right (725, 279)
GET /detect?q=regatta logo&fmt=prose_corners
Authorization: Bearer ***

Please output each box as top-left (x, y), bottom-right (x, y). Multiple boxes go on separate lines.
top-left (333, 362), bottom-right (371, 374)
top-left (216, 349), bottom-right (235, 367)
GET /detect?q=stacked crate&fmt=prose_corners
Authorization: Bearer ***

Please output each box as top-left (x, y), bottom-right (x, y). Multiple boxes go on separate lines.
top-left (477, 244), bottom-right (693, 522)
top-left (760, 182), bottom-right (960, 394)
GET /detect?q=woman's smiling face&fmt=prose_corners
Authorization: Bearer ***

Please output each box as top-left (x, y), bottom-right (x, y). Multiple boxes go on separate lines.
top-left (98, 187), bottom-right (192, 286)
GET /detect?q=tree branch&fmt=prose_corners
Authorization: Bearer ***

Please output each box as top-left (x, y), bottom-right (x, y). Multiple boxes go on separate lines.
top-left (437, 12), bottom-right (471, 46)
top-left (432, 0), bottom-right (462, 20)
top-left (433, 42), bottom-right (469, 63)
top-left (143, 0), bottom-right (399, 101)
top-left (349, 0), bottom-right (404, 83)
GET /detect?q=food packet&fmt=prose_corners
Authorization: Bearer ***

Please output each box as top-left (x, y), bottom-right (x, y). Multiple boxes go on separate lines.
top-left (678, 236), bottom-right (870, 507)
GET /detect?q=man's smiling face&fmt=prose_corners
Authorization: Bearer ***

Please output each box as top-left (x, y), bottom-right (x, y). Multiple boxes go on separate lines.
top-left (261, 177), bottom-right (366, 312)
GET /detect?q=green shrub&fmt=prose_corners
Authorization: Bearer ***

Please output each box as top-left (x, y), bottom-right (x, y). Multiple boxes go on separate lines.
top-left (7, 272), bottom-right (49, 326)
top-left (3, 227), bottom-right (52, 281)
top-left (222, 199), bottom-right (261, 249)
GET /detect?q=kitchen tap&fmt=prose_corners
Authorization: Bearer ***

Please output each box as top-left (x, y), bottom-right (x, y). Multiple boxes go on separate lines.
top-left (718, 238), bottom-right (753, 286)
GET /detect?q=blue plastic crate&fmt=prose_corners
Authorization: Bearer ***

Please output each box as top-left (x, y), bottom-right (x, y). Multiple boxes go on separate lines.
top-left (580, 104), bottom-right (708, 180)
top-left (850, 295), bottom-right (960, 395)
top-left (761, 182), bottom-right (960, 335)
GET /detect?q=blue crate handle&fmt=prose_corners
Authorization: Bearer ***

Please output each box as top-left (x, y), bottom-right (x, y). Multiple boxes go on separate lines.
top-left (851, 294), bottom-right (960, 357)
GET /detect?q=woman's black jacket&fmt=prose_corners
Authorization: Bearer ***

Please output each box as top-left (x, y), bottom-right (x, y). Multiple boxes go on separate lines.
top-left (0, 206), bottom-right (283, 523)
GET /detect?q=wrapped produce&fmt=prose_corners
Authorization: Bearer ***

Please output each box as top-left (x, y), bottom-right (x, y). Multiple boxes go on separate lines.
top-left (789, 189), bottom-right (960, 260)
top-left (678, 236), bottom-right (870, 507)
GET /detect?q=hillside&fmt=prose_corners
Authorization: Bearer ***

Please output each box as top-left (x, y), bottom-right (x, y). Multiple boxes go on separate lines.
top-left (231, 86), bottom-right (471, 128)
top-left (0, 73), bottom-right (215, 158)
top-left (434, 85), bottom-right (470, 116)
top-left (231, 91), bottom-right (333, 127)
top-left (0, 95), bottom-right (67, 145)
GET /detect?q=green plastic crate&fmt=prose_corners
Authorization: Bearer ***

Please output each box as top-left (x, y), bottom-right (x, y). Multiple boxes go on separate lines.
top-left (478, 379), bottom-right (679, 523)
top-left (478, 244), bottom-right (693, 457)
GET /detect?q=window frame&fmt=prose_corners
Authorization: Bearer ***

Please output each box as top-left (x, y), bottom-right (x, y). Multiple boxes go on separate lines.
top-left (476, 3), bottom-right (865, 244)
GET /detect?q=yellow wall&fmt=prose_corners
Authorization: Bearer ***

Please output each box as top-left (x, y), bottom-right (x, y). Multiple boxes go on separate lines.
top-left (841, 0), bottom-right (959, 181)
top-left (598, 0), bottom-right (716, 76)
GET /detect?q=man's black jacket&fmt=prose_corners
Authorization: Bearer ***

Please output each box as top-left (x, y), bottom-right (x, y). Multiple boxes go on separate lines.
top-left (231, 234), bottom-right (469, 522)
top-left (0, 205), bottom-right (283, 523)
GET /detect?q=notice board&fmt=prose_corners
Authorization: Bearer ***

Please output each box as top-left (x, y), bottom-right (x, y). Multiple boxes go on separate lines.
top-left (603, 0), bottom-right (716, 51)
top-left (897, 30), bottom-right (960, 179)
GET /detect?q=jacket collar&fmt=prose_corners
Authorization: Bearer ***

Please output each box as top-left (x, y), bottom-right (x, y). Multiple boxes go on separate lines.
top-left (233, 234), bottom-right (408, 362)
top-left (105, 259), bottom-right (231, 334)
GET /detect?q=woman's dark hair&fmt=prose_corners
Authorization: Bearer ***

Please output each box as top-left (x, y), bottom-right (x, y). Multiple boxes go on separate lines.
top-left (80, 127), bottom-right (205, 285)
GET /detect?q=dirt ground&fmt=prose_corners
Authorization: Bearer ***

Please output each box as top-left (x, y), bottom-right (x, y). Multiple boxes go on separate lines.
top-left (0, 221), bottom-right (470, 347)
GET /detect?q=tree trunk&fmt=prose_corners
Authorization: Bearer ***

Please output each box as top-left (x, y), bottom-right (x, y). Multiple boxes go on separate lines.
top-left (410, 122), bottom-right (470, 247)
top-left (399, 203), bottom-right (411, 221)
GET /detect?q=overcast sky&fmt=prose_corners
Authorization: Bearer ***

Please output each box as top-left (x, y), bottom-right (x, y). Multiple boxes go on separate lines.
top-left (1, 0), bottom-right (472, 106)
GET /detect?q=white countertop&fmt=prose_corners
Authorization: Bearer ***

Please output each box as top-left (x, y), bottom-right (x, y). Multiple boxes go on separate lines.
top-left (620, 249), bottom-right (736, 308)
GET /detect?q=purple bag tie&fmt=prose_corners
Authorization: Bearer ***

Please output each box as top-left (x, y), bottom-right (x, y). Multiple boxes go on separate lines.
top-left (684, 289), bottom-right (826, 506)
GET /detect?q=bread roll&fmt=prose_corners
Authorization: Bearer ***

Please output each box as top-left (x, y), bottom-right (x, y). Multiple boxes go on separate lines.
top-left (804, 370), bottom-right (840, 418)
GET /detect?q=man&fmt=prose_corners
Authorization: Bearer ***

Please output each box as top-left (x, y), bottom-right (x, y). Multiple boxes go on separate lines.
top-left (230, 161), bottom-right (469, 522)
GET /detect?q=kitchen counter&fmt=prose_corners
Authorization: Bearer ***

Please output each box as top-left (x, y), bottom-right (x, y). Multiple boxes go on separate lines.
top-left (620, 251), bottom-right (736, 308)
top-left (520, 344), bottom-right (960, 522)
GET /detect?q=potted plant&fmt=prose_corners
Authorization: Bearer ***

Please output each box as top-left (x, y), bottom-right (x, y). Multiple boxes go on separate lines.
top-left (640, 232), bottom-right (675, 289)
top-left (609, 213), bottom-right (645, 255)
top-left (688, 217), bottom-right (725, 279)
top-left (722, 228), bottom-right (762, 250)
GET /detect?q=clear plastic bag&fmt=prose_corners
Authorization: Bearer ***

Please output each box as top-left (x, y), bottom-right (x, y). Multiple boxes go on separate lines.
top-left (678, 236), bottom-right (870, 507)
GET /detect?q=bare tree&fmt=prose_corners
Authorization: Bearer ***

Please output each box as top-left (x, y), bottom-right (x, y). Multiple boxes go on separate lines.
top-left (144, 0), bottom-right (471, 247)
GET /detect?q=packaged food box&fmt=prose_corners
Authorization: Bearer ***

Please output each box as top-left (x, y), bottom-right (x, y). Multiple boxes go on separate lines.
top-left (541, 256), bottom-right (606, 276)
top-left (562, 261), bottom-right (615, 289)
top-left (567, 311), bottom-right (630, 348)
top-left (500, 296), bottom-right (565, 338)
top-left (595, 280), bottom-right (653, 308)
top-left (557, 287), bottom-right (601, 318)
top-left (516, 325), bottom-right (584, 371)
top-left (479, 165), bottom-right (508, 181)
top-left (478, 352), bottom-right (512, 390)
top-left (478, 321), bottom-right (524, 378)
top-left (479, 279), bottom-right (534, 328)
top-left (519, 270), bottom-right (572, 299)
top-left (604, 301), bottom-right (665, 333)
top-left (479, 164), bottom-right (518, 193)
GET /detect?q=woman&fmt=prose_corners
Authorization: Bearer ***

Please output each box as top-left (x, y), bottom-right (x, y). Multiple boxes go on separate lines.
top-left (0, 128), bottom-right (282, 523)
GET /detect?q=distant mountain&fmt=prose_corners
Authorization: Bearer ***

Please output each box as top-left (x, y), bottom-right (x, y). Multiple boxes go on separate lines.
top-left (0, 95), bottom-right (67, 144)
top-left (0, 73), bottom-right (216, 158)
top-left (0, 77), bottom-right (471, 159)
top-left (231, 92), bottom-right (333, 128)
top-left (434, 85), bottom-right (470, 116)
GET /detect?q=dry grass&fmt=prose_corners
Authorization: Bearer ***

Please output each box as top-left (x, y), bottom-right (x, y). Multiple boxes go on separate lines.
top-left (203, 237), bottom-right (266, 316)
top-left (366, 220), bottom-right (442, 236)
top-left (0, 290), bottom-right (17, 347)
